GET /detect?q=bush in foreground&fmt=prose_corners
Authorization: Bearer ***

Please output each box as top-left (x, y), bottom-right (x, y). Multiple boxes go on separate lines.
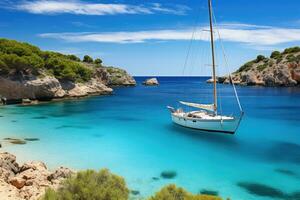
top-left (42, 169), bottom-right (129, 200)
top-left (149, 184), bottom-right (223, 200)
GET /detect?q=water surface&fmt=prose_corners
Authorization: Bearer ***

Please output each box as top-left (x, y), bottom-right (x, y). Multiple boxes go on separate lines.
top-left (1, 77), bottom-right (300, 200)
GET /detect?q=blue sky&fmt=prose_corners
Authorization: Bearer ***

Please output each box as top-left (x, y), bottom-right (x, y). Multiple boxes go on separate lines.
top-left (0, 0), bottom-right (300, 76)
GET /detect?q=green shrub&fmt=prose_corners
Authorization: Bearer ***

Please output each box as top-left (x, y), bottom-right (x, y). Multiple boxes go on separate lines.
top-left (256, 55), bottom-right (266, 62)
top-left (270, 51), bottom-right (281, 59)
top-left (286, 54), bottom-right (296, 62)
top-left (67, 54), bottom-right (81, 62)
top-left (285, 54), bottom-right (300, 63)
top-left (83, 55), bottom-right (93, 63)
top-left (0, 53), bottom-right (44, 75)
top-left (0, 59), bottom-right (9, 75)
top-left (257, 64), bottom-right (268, 72)
top-left (283, 46), bottom-right (300, 54)
top-left (236, 61), bottom-right (254, 73)
top-left (41, 169), bottom-right (129, 200)
top-left (149, 185), bottom-right (222, 200)
top-left (0, 39), bottom-right (42, 56)
top-left (149, 184), bottom-right (190, 200)
top-left (0, 38), bottom-right (100, 82)
top-left (45, 57), bottom-right (92, 82)
top-left (94, 58), bottom-right (103, 65)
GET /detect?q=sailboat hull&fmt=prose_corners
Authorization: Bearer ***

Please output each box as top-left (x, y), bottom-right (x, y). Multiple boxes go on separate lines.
top-left (171, 114), bottom-right (240, 134)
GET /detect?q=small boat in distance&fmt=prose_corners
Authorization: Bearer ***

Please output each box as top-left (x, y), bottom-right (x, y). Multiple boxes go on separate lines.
top-left (168, 0), bottom-right (244, 134)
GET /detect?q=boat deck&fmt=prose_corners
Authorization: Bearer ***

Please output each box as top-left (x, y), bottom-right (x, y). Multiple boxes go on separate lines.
top-left (173, 111), bottom-right (234, 121)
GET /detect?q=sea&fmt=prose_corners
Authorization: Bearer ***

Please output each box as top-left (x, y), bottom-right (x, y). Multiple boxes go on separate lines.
top-left (0, 77), bottom-right (300, 200)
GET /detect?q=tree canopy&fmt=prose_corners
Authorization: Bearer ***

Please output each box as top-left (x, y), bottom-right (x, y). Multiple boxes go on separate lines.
top-left (83, 55), bottom-right (93, 63)
top-left (0, 38), bottom-right (103, 82)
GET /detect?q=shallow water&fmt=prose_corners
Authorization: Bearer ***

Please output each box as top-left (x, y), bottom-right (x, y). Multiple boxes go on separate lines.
top-left (1, 77), bottom-right (300, 200)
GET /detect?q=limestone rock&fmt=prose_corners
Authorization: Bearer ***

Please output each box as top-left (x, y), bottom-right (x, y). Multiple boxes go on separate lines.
top-left (0, 152), bottom-right (19, 175)
top-left (0, 76), bottom-right (64, 102)
top-left (20, 161), bottom-right (47, 172)
top-left (0, 65), bottom-right (135, 104)
top-left (106, 68), bottom-right (136, 86)
top-left (291, 68), bottom-right (300, 82)
top-left (48, 167), bottom-right (74, 181)
top-left (225, 50), bottom-right (300, 87)
top-left (241, 72), bottom-right (257, 86)
top-left (9, 177), bottom-right (26, 189)
top-left (0, 152), bottom-right (74, 200)
top-left (143, 78), bottom-right (159, 86)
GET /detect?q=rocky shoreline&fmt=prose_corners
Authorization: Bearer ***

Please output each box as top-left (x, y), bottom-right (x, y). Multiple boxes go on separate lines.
top-left (0, 152), bottom-right (74, 200)
top-left (212, 47), bottom-right (300, 87)
top-left (0, 66), bottom-right (136, 105)
top-left (0, 39), bottom-right (136, 105)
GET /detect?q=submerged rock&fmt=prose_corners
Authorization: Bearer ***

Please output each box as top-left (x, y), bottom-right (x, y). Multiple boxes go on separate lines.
top-left (152, 177), bottom-right (160, 181)
top-left (274, 168), bottom-right (298, 178)
top-left (24, 138), bottom-right (40, 142)
top-left (130, 190), bottom-right (140, 195)
top-left (237, 182), bottom-right (286, 198)
top-left (143, 78), bottom-right (159, 86)
top-left (10, 140), bottom-right (26, 145)
top-left (31, 116), bottom-right (48, 119)
top-left (3, 138), bottom-right (27, 145)
top-left (160, 170), bottom-right (177, 179)
top-left (200, 189), bottom-right (219, 196)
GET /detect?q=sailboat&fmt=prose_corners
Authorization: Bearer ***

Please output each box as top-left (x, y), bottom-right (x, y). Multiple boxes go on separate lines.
top-left (168, 0), bottom-right (244, 134)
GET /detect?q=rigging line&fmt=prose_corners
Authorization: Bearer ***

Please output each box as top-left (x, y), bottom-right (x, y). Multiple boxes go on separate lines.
top-left (212, 11), bottom-right (243, 113)
top-left (190, 28), bottom-right (204, 76)
top-left (182, 5), bottom-right (202, 76)
top-left (181, 4), bottom-right (202, 107)
top-left (213, 32), bottom-right (223, 117)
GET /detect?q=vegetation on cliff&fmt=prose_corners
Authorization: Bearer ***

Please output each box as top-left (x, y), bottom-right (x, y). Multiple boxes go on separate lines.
top-left (236, 47), bottom-right (300, 74)
top-left (0, 38), bottom-right (104, 82)
top-left (227, 46), bottom-right (300, 86)
top-left (149, 184), bottom-right (222, 200)
top-left (42, 169), bottom-right (129, 200)
top-left (41, 171), bottom-right (224, 200)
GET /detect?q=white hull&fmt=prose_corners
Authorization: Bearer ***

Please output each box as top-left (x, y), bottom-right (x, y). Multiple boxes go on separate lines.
top-left (171, 113), bottom-right (240, 134)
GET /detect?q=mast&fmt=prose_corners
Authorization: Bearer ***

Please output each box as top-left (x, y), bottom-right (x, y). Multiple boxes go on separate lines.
top-left (208, 0), bottom-right (217, 114)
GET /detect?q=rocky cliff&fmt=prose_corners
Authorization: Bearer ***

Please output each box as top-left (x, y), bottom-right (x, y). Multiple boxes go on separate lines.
top-left (220, 47), bottom-right (300, 87)
top-left (0, 152), bottom-right (74, 200)
top-left (0, 38), bottom-right (135, 104)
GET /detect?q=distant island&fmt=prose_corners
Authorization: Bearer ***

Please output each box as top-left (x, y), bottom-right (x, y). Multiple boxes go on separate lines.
top-left (0, 38), bottom-right (136, 105)
top-left (219, 47), bottom-right (300, 87)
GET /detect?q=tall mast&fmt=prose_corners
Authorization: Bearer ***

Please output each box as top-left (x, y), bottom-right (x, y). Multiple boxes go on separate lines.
top-left (208, 0), bottom-right (217, 114)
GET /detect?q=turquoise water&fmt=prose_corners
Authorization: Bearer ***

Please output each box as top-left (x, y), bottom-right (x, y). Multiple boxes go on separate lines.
top-left (0, 77), bottom-right (300, 200)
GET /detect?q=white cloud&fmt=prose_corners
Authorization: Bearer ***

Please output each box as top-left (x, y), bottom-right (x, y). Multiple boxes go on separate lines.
top-left (12, 0), bottom-right (189, 15)
top-left (38, 23), bottom-right (300, 46)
